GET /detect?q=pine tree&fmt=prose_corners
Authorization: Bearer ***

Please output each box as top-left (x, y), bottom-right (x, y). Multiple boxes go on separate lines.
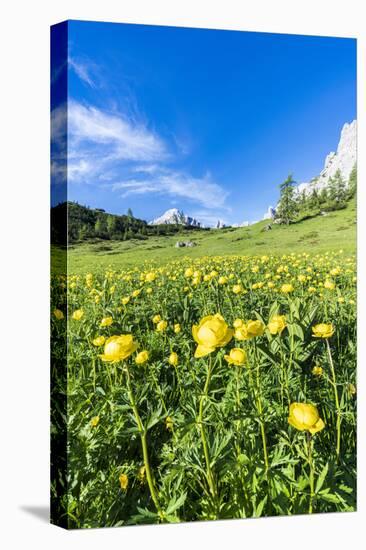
top-left (328, 169), bottom-right (346, 204)
top-left (106, 215), bottom-right (117, 237)
top-left (127, 208), bottom-right (134, 218)
top-left (277, 174), bottom-right (298, 225)
top-left (95, 217), bottom-right (108, 238)
top-left (348, 164), bottom-right (357, 198)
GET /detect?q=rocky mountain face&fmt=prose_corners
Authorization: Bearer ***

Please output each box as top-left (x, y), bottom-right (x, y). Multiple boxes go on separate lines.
top-left (262, 120), bottom-right (357, 219)
top-left (296, 120), bottom-right (357, 196)
top-left (149, 208), bottom-right (202, 227)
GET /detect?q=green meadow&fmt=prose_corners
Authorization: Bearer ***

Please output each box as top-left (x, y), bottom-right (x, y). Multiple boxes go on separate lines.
top-left (65, 199), bottom-right (356, 273)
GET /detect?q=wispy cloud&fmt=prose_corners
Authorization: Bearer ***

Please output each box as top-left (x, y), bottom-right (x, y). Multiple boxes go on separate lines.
top-left (111, 169), bottom-right (229, 209)
top-left (69, 57), bottom-right (97, 88)
top-left (68, 100), bottom-right (167, 164)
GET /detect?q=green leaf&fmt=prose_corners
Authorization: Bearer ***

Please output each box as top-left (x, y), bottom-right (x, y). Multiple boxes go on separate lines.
top-left (165, 492), bottom-right (187, 515)
top-left (315, 462), bottom-right (329, 494)
top-left (254, 496), bottom-right (267, 517)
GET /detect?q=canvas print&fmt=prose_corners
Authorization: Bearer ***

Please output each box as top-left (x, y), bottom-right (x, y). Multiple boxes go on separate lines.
top-left (50, 21), bottom-right (357, 529)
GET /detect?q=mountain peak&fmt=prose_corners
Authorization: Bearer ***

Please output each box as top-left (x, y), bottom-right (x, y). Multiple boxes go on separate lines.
top-left (149, 208), bottom-right (202, 227)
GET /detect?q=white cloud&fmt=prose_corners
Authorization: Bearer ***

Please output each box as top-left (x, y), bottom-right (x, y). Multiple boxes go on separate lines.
top-left (52, 98), bottom-right (230, 215)
top-left (111, 169), bottom-right (229, 209)
top-left (69, 57), bottom-right (96, 88)
top-left (68, 100), bottom-right (167, 164)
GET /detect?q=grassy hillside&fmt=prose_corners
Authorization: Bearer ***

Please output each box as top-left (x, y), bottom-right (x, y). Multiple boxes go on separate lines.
top-left (67, 199), bottom-right (356, 273)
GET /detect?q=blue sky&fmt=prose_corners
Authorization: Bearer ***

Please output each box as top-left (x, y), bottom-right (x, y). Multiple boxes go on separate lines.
top-left (55, 20), bottom-right (356, 226)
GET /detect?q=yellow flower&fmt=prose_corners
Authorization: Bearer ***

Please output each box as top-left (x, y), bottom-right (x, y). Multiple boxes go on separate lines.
top-left (138, 465), bottom-right (146, 482)
top-left (146, 287), bottom-right (153, 294)
top-left (224, 348), bottom-right (247, 366)
top-left (347, 383), bottom-right (356, 396)
top-left (298, 274), bottom-right (306, 283)
top-left (156, 320), bottom-right (168, 332)
top-left (267, 315), bottom-right (286, 335)
top-left (152, 314), bottom-right (162, 324)
top-left (145, 272), bottom-right (157, 282)
top-left (53, 309), bottom-right (64, 320)
top-left (312, 366), bottom-right (323, 376)
top-left (324, 280), bottom-right (335, 290)
top-left (192, 313), bottom-right (233, 358)
top-left (165, 416), bottom-right (174, 431)
top-left (247, 320), bottom-right (265, 337)
top-left (218, 276), bottom-right (228, 285)
top-left (132, 289), bottom-right (141, 298)
top-left (99, 335), bottom-right (138, 362)
top-left (119, 473), bottom-right (129, 491)
top-left (168, 352), bottom-right (178, 366)
top-left (288, 403), bottom-right (325, 434)
top-left (233, 318), bottom-right (244, 329)
top-left (174, 323), bottom-right (181, 334)
top-left (92, 335), bottom-right (106, 347)
top-left (135, 350), bottom-right (149, 365)
top-left (236, 319), bottom-right (265, 340)
top-left (100, 316), bottom-right (113, 327)
top-left (85, 273), bottom-right (93, 287)
top-left (234, 325), bottom-right (249, 340)
top-left (72, 309), bottom-right (84, 321)
top-left (232, 284), bottom-right (243, 294)
top-left (185, 267), bottom-right (194, 278)
top-left (312, 323), bottom-right (334, 339)
top-left (90, 415), bottom-right (100, 427)
top-left (281, 283), bottom-right (294, 294)
top-left (121, 297), bottom-right (130, 305)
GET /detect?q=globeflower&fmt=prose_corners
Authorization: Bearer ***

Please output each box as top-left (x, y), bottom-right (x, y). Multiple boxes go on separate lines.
top-left (312, 366), bottom-right (323, 376)
top-left (288, 403), bottom-right (325, 434)
top-left (119, 473), bottom-right (129, 491)
top-left (267, 314), bottom-right (286, 335)
top-left (165, 416), bottom-right (174, 431)
top-left (234, 319), bottom-right (264, 340)
top-left (72, 309), bottom-right (84, 321)
top-left (324, 280), bottom-right (335, 290)
top-left (92, 335), bottom-right (106, 347)
top-left (232, 284), bottom-right (243, 295)
top-left (53, 309), bottom-right (64, 320)
top-left (281, 283), bottom-right (294, 294)
top-left (100, 316), bottom-right (113, 327)
top-left (145, 272), bottom-right (157, 282)
top-left (174, 323), bottom-right (181, 334)
top-left (312, 323), bottom-right (334, 339)
top-left (192, 313), bottom-right (233, 358)
top-left (90, 415), bottom-right (100, 427)
top-left (168, 352), bottom-right (178, 366)
top-left (99, 335), bottom-right (138, 362)
top-left (156, 320), bottom-right (168, 332)
top-left (224, 348), bottom-right (247, 366)
top-left (152, 314), bottom-right (162, 324)
top-left (135, 350), bottom-right (149, 365)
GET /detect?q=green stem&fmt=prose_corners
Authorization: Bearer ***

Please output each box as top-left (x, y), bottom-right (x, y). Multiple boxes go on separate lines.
top-left (253, 341), bottom-right (269, 472)
top-left (125, 364), bottom-right (164, 519)
top-left (197, 355), bottom-right (217, 503)
top-left (307, 433), bottom-right (314, 514)
top-left (326, 339), bottom-right (341, 459)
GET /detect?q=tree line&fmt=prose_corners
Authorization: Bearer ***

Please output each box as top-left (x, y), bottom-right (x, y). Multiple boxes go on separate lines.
top-left (276, 165), bottom-right (356, 225)
top-left (51, 202), bottom-right (206, 245)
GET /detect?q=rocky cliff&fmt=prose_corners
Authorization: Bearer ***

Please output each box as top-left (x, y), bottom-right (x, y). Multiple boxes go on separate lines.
top-left (296, 119), bottom-right (356, 195)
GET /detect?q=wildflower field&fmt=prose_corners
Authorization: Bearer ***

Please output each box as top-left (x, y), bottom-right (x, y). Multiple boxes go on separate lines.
top-left (51, 250), bottom-right (356, 528)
